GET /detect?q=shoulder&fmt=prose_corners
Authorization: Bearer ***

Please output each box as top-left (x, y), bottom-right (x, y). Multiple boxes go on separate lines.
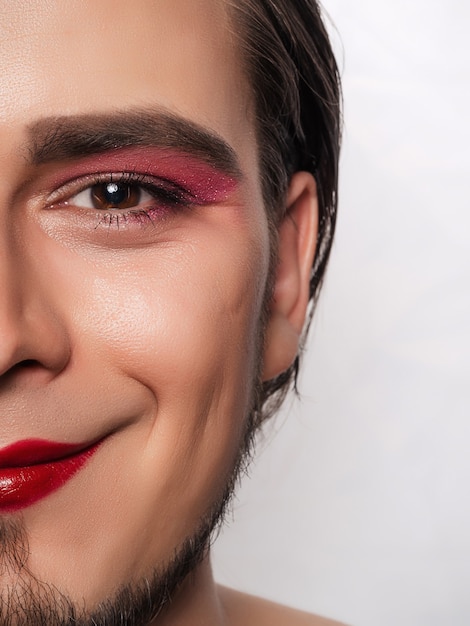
top-left (217, 586), bottom-right (348, 626)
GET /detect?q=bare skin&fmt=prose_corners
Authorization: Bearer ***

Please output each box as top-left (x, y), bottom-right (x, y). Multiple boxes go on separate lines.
top-left (219, 587), bottom-right (347, 626)
top-left (141, 561), bottom-right (346, 625)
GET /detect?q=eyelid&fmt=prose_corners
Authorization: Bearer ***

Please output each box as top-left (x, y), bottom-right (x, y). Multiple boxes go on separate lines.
top-left (32, 147), bottom-right (239, 210)
top-left (45, 171), bottom-right (195, 207)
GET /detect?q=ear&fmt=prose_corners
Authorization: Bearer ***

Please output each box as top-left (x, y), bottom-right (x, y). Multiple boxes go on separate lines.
top-left (262, 171), bottom-right (318, 381)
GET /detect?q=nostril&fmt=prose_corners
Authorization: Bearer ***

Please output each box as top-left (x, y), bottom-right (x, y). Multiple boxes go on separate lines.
top-left (18, 360), bottom-right (39, 368)
top-left (7, 360), bottom-right (41, 376)
top-left (0, 359), bottom-right (52, 388)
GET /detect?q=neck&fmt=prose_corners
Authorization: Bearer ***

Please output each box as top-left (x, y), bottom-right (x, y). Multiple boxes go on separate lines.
top-left (149, 555), bottom-right (227, 626)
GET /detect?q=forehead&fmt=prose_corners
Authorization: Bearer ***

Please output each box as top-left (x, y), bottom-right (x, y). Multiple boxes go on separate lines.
top-left (0, 0), bottom-right (251, 151)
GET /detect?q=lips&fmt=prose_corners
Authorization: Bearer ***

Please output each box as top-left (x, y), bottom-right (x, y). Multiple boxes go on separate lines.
top-left (0, 439), bottom-right (101, 512)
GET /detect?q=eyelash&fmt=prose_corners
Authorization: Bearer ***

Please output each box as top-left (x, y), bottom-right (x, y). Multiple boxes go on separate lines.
top-left (49, 171), bottom-right (195, 229)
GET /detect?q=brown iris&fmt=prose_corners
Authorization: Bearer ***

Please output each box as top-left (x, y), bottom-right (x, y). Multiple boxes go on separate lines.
top-left (91, 182), bottom-right (142, 210)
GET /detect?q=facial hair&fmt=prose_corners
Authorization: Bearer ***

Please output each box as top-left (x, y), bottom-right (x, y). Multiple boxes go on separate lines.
top-left (0, 255), bottom-right (273, 626)
top-left (0, 484), bottom-right (226, 625)
top-left (0, 400), bottom-right (260, 626)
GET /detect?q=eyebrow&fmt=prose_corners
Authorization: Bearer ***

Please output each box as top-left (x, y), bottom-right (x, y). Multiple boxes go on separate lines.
top-left (27, 108), bottom-right (242, 179)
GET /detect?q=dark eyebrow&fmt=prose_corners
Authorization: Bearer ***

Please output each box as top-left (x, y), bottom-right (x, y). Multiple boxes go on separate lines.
top-left (27, 107), bottom-right (242, 179)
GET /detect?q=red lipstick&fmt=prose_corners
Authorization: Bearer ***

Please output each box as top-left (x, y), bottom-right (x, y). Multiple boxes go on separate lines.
top-left (0, 439), bottom-right (101, 512)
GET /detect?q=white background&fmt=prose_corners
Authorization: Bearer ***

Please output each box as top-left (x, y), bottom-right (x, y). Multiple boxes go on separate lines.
top-left (213, 2), bottom-right (470, 625)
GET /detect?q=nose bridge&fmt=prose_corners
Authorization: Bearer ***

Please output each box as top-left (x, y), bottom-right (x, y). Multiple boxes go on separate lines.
top-left (0, 223), bottom-right (70, 378)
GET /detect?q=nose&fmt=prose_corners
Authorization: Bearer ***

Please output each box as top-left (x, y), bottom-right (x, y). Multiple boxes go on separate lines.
top-left (0, 243), bottom-right (71, 380)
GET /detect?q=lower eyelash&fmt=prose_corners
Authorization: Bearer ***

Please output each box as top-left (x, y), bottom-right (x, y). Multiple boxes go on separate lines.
top-left (45, 170), bottom-right (199, 235)
top-left (94, 206), bottom-right (169, 230)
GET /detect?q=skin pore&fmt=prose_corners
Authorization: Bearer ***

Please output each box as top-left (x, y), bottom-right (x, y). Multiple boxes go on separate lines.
top-left (0, 1), bottom-right (339, 624)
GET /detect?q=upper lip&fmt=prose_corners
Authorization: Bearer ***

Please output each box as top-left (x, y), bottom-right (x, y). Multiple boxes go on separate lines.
top-left (0, 439), bottom-right (94, 469)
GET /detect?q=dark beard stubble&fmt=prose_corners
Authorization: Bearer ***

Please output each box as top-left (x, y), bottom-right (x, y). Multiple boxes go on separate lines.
top-left (0, 246), bottom-right (277, 625)
top-left (0, 380), bottom-right (263, 626)
top-left (0, 261), bottom-right (276, 626)
top-left (0, 237), bottom-right (276, 626)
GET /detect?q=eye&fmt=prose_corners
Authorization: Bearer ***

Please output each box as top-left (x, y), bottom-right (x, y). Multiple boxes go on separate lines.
top-left (71, 181), bottom-right (154, 211)
top-left (43, 170), bottom-right (200, 234)
top-left (51, 172), bottom-right (193, 217)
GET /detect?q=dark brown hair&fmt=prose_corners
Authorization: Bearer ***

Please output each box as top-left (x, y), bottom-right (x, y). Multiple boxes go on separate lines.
top-left (229, 0), bottom-right (342, 422)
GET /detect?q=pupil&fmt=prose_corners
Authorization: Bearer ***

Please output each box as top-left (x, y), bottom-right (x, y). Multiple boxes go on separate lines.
top-left (104, 182), bottom-right (129, 206)
top-left (92, 182), bottom-right (141, 209)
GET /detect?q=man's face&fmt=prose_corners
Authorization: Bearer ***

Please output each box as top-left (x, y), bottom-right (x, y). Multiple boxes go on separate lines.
top-left (0, 0), bottom-right (272, 616)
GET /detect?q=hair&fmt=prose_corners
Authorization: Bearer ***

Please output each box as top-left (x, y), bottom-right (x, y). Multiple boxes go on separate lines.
top-left (228, 0), bottom-right (342, 424)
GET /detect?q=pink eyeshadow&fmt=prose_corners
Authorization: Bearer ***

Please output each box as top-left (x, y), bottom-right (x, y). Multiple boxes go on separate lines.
top-left (46, 147), bottom-right (239, 204)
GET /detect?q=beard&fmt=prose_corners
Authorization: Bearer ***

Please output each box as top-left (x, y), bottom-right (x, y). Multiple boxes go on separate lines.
top-left (0, 474), bottom-right (232, 626)
top-left (0, 268), bottom-right (272, 626)
top-left (0, 394), bottom-right (261, 626)
top-left (0, 518), bottom-right (210, 626)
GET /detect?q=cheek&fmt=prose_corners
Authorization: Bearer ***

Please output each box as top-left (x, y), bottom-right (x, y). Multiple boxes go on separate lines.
top-left (25, 204), bottom-right (271, 600)
top-left (76, 242), bottom-right (266, 397)
top-left (59, 214), bottom-right (268, 499)
top-left (64, 209), bottom-right (270, 401)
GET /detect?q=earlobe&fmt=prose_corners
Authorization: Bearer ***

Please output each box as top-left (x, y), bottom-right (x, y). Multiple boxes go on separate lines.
top-left (262, 172), bottom-right (318, 381)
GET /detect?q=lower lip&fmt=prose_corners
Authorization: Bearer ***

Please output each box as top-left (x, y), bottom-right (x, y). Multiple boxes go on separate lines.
top-left (0, 440), bottom-right (101, 512)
